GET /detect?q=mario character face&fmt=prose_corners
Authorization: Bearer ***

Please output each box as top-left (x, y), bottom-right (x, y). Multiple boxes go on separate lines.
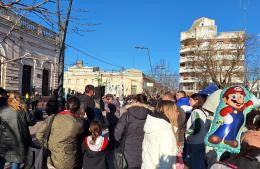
top-left (223, 86), bottom-right (246, 110)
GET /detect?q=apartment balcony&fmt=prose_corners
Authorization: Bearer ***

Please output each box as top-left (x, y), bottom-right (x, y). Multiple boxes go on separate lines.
top-left (179, 77), bottom-right (197, 83)
top-left (180, 85), bottom-right (196, 94)
top-left (180, 56), bottom-right (196, 63)
top-left (180, 47), bottom-right (192, 53)
top-left (179, 67), bottom-right (198, 73)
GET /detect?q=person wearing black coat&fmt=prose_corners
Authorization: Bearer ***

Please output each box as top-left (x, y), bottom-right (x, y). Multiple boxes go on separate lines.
top-left (114, 94), bottom-right (152, 169)
top-left (78, 85), bottom-right (95, 121)
top-left (0, 92), bottom-right (32, 169)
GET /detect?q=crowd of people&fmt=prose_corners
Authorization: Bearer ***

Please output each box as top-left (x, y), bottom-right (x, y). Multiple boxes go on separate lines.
top-left (0, 84), bottom-right (259, 169)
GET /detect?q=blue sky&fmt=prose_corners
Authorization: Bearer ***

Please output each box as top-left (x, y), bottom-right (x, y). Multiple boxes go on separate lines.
top-left (62, 0), bottom-right (260, 73)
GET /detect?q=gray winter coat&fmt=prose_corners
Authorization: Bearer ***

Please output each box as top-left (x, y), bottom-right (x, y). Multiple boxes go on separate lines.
top-left (114, 103), bottom-right (152, 168)
top-left (0, 106), bottom-right (31, 163)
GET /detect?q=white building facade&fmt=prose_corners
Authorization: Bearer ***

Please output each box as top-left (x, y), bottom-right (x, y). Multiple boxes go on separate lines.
top-left (64, 60), bottom-right (163, 97)
top-left (0, 9), bottom-right (59, 95)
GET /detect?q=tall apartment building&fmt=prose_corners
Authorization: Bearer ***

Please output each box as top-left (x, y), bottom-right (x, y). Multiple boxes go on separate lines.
top-left (179, 17), bottom-right (245, 94)
top-left (0, 9), bottom-right (59, 95)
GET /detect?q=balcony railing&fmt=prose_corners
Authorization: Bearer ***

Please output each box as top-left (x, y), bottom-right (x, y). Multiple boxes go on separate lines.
top-left (0, 9), bottom-right (57, 43)
top-left (19, 17), bottom-right (57, 41)
top-left (179, 77), bottom-right (197, 83)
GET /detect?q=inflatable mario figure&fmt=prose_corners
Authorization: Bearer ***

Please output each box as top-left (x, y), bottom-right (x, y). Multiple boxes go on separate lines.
top-left (208, 86), bottom-right (253, 148)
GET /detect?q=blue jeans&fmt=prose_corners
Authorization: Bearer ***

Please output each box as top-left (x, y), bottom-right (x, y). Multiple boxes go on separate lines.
top-left (186, 143), bottom-right (206, 169)
top-left (0, 157), bottom-right (20, 169)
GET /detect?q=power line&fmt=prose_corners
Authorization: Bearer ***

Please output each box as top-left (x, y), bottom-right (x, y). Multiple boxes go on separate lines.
top-left (2, 9), bottom-right (125, 70)
top-left (0, 10), bottom-right (124, 70)
top-left (65, 43), bottom-right (125, 69)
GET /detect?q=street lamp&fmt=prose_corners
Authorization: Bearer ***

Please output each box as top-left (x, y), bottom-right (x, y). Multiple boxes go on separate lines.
top-left (135, 46), bottom-right (154, 77)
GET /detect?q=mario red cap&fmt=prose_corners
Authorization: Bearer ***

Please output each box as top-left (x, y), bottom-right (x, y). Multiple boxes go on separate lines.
top-left (223, 86), bottom-right (246, 97)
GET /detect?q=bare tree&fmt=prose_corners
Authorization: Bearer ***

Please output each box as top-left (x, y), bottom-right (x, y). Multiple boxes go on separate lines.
top-left (153, 59), bottom-right (179, 91)
top-left (0, 0), bottom-right (96, 107)
top-left (187, 33), bottom-right (245, 89)
top-left (244, 34), bottom-right (260, 92)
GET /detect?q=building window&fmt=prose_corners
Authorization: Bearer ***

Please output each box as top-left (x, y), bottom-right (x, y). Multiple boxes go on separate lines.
top-left (183, 84), bottom-right (193, 90)
top-left (217, 40), bottom-right (224, 46)
top-left (131, 85), bottom-right (137, 95)
top-left (230, 50), bottom-right (237, 54)
top-left (68, 79), bottom-right (71, 84)
top-left (217, 51), bottom-right (224, 55)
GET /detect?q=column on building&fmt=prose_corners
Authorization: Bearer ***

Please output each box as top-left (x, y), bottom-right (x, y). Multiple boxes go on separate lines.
top-left (4, 42), bottom-right (20, 91)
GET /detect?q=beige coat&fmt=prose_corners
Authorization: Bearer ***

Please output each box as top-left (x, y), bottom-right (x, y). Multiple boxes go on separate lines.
top-left (36, 114), bottom-right (84, 169)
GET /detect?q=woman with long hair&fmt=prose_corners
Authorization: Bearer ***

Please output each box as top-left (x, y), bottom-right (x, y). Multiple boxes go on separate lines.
top-left (0, 91), bottom-right (32, 169)
top-left (185, 93), bottom-right (208, 169)
top-left (142, 100), bottom-right (179, 169)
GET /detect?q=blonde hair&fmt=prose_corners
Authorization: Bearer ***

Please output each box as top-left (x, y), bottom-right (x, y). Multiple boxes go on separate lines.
top-left (8, 92), bottom-right (26, 112)
top-left (156, 100), bottom-right (179, 136)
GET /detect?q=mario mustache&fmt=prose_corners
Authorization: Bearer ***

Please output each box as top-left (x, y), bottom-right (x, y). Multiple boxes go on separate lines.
top-left (231, 99), bottom-right (243, 106)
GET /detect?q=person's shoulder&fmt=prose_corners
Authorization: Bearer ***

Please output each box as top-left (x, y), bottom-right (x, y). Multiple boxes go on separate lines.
top-left (192, 108), bottom-right (204, 115)
top-left (77, 94), bottom-right (86, 100)
top-left (0, 106), bottom-right (17, 114)
top-left (126, 102), bottom-right (153, 111)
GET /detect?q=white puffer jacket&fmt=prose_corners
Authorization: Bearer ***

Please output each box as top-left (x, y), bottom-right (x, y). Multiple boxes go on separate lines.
top-left (141, 114), bottom-right (177, 169)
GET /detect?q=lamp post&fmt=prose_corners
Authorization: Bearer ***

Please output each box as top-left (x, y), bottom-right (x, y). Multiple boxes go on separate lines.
top-left (135, 46), bottom-right (154, 78)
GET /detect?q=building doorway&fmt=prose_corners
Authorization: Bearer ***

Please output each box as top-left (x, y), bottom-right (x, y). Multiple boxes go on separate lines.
top-left (42, 69), bottom-right (49, 96)
top-left (22, 65), bottom-right (32, 95)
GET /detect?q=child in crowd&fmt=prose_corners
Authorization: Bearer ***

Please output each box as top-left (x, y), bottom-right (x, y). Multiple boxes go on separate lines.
top-left (82, 121), bottom-right (109, 169)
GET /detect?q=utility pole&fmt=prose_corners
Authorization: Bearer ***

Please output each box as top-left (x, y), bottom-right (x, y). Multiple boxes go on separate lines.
top-left (57, 0), bottom-right (73, 111)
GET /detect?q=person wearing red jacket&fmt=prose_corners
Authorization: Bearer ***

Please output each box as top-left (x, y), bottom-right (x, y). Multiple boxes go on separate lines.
top-left (208, 86), bottom-right (253, 148)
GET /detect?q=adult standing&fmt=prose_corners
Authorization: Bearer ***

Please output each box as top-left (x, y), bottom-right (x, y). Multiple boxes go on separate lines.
top-left (162, 92), bottom-right (186, 150)
top-left (45, 89), bottom-right (59, 115)
top-left (115, 94), bottom-right (151, 169)
top-left (142, 100), bottom-right (179, 169)
top-left (176, 91), bottom-right (192, 118)
top-left (36, 96), bottom-right (84, 169)
top-left (185, 93), bottom-right (208, 169)
top-left (31, 91), bottom-right (41, 111)
top-left (0, 92), bottom-right (32, 169)
top-left (78, 85), bottom-right (95, 122)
